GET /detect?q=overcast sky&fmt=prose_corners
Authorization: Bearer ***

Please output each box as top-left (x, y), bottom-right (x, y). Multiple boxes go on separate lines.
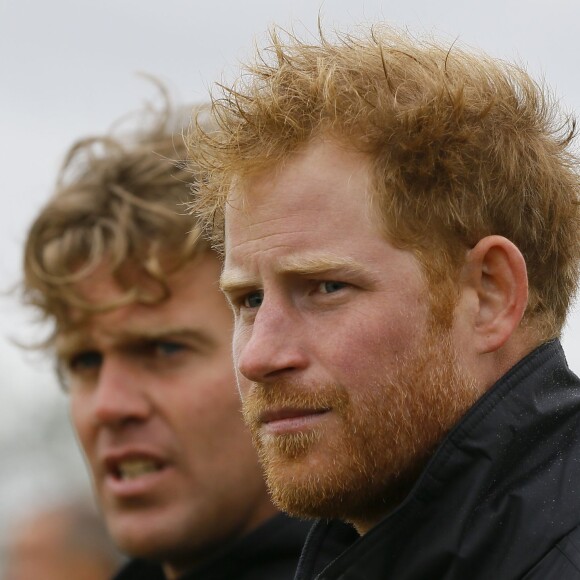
top-left (2, 0), bottom-right (580, 547)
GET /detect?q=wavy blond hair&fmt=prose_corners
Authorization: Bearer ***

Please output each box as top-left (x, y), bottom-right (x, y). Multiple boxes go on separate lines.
top-left (188, 25), bottom-right (580, 338)
top-left (23, 99), bottom-right (213, 346)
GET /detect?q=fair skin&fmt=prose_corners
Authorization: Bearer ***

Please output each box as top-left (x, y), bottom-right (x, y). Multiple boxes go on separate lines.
top-left (221, 137), bottom-right (531, 534)
top-left (58, 253), bottom-right (277, 579)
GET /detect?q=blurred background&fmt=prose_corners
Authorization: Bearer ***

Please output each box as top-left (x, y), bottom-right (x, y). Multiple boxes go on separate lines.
top-left (2, 0), bottom-right (580, 573)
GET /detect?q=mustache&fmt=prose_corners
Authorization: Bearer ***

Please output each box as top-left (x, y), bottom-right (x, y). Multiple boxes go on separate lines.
top-left (242, 381), bottom-right (350, 425)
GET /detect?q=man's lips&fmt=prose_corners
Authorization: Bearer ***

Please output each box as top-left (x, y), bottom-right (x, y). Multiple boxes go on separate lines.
top-left (258, 407), bottom-right (330, 434)
top-left (99, 450), bottom-right (171, 496)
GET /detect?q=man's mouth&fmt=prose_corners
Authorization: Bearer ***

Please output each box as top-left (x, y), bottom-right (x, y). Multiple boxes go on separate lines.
top-left (257, 407), bottom-right (331, 434)
top-left (104, 455), bottom-right (166, 482)
top-left (100, 453), bottom-right (172, 498)
top-left (260, 407), bottom-right (329, 424)
top-left (115, 459), bottom-right (162, 481)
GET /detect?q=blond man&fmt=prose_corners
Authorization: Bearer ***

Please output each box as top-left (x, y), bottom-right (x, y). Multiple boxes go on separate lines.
top-left (22, 103), bottom-right (314, 580)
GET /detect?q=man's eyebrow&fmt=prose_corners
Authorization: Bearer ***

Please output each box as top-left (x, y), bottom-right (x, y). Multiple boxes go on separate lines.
top-left (122, 327), bottom-right (218, 350)
top-left (56, 327), bottom-right (218, 356)
top-left (276, 254), bottom-right (370, 277)
top-left (55, 333), bottom-right (90, 359)
top-left (220, 271), bottom-right (258, 295)
top-left (220, 254), bottom-right (373, 294)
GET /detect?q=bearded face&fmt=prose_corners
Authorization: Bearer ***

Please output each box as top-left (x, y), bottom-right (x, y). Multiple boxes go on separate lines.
top-left (223, 138), bottom-right (480, 532)
top-left (242, 320), bottom-right (479, 527)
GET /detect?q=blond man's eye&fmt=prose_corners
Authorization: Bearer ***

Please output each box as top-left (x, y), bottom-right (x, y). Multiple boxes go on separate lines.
top-left (68, 351), bottom-right (103, 372)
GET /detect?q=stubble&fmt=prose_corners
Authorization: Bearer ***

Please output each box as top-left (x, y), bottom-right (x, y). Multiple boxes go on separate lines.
top-left (242, 324), bottom-right (480, 528)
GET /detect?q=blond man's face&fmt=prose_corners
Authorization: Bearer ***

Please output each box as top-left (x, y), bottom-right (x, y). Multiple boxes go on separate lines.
top-left (59, 254), bottom-right (276, 576)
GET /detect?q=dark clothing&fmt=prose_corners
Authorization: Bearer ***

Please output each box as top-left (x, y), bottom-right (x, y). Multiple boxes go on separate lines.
top-left (296, 340), bottom-right (580, 579)
top-left (114, 513), bottom-right (313, 580)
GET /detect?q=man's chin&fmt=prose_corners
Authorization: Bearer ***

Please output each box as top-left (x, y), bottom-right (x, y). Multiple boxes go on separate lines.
top-left (264, 460), bottom-right (383, 522)
top-left (104, 510), bottom-right (173, 559)
top-left (265, 467), bottom-right (337, 519)
top-left (258, 442), bottom-right (365, 520)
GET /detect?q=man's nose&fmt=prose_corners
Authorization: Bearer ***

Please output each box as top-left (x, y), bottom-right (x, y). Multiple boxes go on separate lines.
top-left (91, 356), bottom-right (151, 427)
top-left (235, 297), bottom-right (308, 383)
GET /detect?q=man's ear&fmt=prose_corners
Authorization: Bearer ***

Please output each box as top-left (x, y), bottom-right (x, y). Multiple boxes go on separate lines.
top-left (462, 235), bottom-right (528, 354)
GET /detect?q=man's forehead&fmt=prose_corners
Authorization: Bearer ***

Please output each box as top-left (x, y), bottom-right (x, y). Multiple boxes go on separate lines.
top-left (225, 136), bottom-right (342, 197)
top-left (224, 137), bottom-right (374, 217)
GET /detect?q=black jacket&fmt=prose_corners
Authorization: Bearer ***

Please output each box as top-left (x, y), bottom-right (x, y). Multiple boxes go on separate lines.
top-left (296, 340), bottom-right (580, 579)
top-left (114, 513), bottom-right (314, 580)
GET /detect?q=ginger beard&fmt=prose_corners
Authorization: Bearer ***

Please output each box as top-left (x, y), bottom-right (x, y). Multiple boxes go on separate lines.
top-left (242, 319), bottom-right (480, 526)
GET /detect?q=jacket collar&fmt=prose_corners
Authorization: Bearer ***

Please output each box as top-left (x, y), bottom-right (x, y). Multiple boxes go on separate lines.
top-left (298, 340), bottom-right (580, 579)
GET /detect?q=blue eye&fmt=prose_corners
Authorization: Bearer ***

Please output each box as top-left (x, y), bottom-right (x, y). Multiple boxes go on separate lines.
top-left (153, 341), bottom-right (185, 357)
top-left (319, 281), bottom-right (347, 294)
top-left (243, 291), bottom-right (264, 308)
top-left (68, 351), bottom-right (103, 372)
